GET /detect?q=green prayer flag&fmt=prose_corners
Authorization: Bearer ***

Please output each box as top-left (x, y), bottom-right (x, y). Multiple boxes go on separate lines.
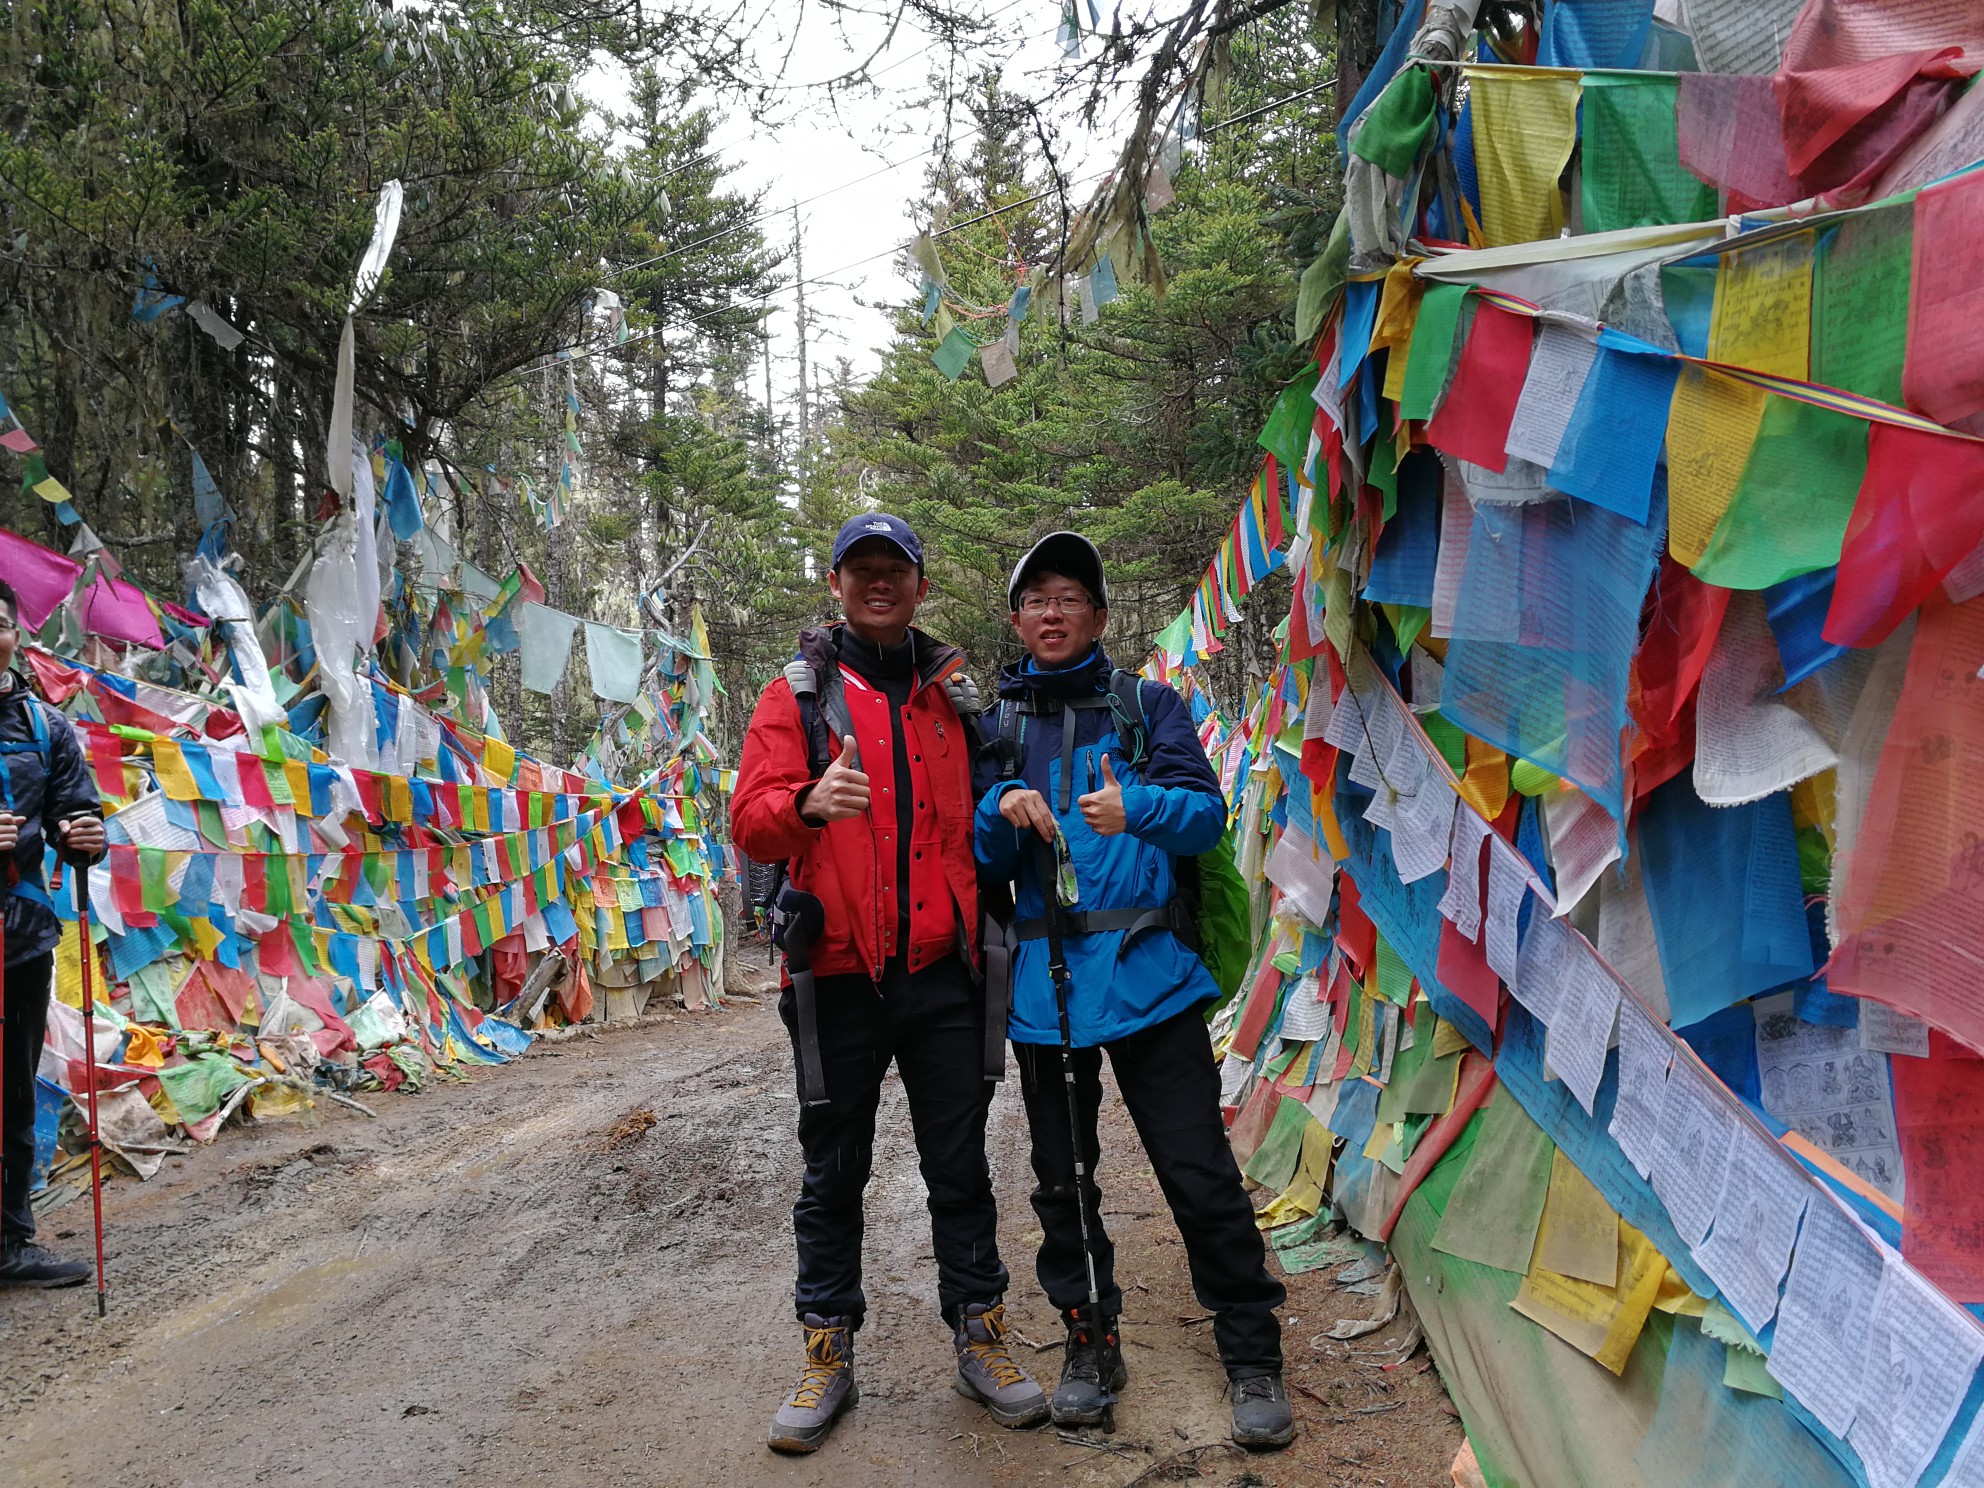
top-left (1366, 430), bottom-right (1399, 515)
top-left (1811, 198), bottom-right (1913, 407)
top-left (1241, 1099), bottom-right (1312, 1190)
top-left (1296, 211), bottom-right (1352, 344)
top-left (264, 858), bottom-right (292, 919)
top-left (932, 327), bottom-right (975, 381)
top-left (1423, 711), bottom-right (1467, 772)
top-left (1692, 396), bottom-right (1868, 590)
top-left (157, 1053), bottom-right (252, 1124)
top-left (138, 847), bottom-right (174, 911)
top-left (1377, 1000), bottom-right (1459, 1122)
top-left (1579, 74), bottom-right (1716, 234)
top-left (1258, 364), bottom-right (1321, 474)
top-left (1398, 284), bottom-right (1467, 422)
top-left (1388, 603), bottom-right (1430, 654)
top-left (1429, 1085), bottom-right (1556, 1273)
top-left (1351, 65), bottom-right (1437, 179)
top-left (1373, 934), bottom-right (1413, 1004)
top-left (1154, 609), bottom-right (1193, 655)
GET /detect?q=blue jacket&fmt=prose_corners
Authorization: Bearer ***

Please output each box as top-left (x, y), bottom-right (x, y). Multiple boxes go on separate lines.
top-left (973, 647), bottom-right (1224, 1047)
top-left (0, 670), bottom-right (103, 968)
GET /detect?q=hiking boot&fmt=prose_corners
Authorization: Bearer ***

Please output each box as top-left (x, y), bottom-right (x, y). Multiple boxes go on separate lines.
top-left (1229, 1372), bottom-right (1295, 1449)
top-left (953, 1301), bottom-right (1049, 1427)
top-left (1049, 1306), bottom-right (1126, 1427)
top-left (767, 1313), bottom-right (859, 1454)
top-left (0, 1240), bottom-right (90, 1289)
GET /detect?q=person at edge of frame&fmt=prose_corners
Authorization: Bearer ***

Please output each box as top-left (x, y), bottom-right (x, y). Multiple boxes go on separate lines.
top-left (730, 513), bottom-right (1048, 1454)
top-left (0, 578), bottom-right (107, 1288)
top-left (973, 531), bottom-right (1295, 1451)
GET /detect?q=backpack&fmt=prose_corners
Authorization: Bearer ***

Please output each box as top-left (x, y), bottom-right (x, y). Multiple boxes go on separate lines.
top-left (993, 669), bottom-right (1253, 1013)
top-left (0, 692), bottom-right (52, 815)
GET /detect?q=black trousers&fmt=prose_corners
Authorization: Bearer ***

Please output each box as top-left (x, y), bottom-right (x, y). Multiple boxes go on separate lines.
top-left (1, 954), bottom-right (52, 1244)
top-left (1014, 1004), bottom-right (1286, 1379)
top-left (780, 954), bottom-right (1009, 1329)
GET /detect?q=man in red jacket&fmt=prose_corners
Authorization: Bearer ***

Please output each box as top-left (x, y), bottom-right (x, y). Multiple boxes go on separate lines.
top-left (734, 514), bottom-right (1046, 1454)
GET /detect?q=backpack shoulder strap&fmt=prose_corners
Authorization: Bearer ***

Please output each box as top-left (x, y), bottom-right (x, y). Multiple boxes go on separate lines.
top-left (0, 698), bottom-right (52, 758)
top-left (996, 698), bottom-right (1023, 781)
top-left (783, 659), bottom-right (845, 780)
top-left (1105, 669), bottom-right (1151, 767)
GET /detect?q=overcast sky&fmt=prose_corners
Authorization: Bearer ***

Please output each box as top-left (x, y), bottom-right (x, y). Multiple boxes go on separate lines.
top-left (580, 0), bottom-right (1142, 422)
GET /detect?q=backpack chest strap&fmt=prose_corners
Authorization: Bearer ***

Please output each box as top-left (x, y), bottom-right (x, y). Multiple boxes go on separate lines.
top-left (1011, 901), bottom-right (1196, 952)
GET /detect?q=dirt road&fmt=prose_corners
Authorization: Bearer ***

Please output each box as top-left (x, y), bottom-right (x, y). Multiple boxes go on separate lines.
top-left (0, 983), bottom-right (1458, 1487)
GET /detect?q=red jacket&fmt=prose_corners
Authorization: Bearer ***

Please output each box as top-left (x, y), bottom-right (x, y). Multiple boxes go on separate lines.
top-left (732, 626), bottom-right (980, 980)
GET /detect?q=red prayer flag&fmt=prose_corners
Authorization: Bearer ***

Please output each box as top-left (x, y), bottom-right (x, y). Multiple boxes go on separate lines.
top-left (1436, 916), bottom-right (1503, 1034)
top-left (1336, 874), bottom-right (1376, 975)
top-left (23, 648), bottom-right (85, 705)
top-left (1893, 1030), bottom-right (1984, 1302)
top-left (1824, 421), bottom-right (1984, 648)
top-left (257, 922), bottom-right (298, 977)
top-left (1228, 964), bottom-right (1285, 1063)
top-left (1262, 455), bottom-right (1288, 550)
top-left (1904, 169), bottom-right (1984, 433)
top-left (1423, 302), bottom-right (1533, 473)
top-left (238, 756), bottom-right (275, 811)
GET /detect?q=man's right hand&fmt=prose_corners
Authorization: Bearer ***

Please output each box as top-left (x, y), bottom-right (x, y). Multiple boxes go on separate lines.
top-left (998, 787), bottom-right (1057, 843)
top-left (799, 735), bottom-right (870, 826)
top-left (0, 813), bottom-right (19, 853)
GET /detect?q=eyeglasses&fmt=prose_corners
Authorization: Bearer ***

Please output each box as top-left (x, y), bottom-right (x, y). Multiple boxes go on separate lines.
top-left (0, 617), bottom-right (17, 633)
top-left (1018, 594), bottom-right (1095, 616)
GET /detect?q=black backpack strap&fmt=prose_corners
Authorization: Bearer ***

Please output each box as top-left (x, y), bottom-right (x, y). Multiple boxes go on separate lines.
top-left (996, 698), bottom-right (1023, 782)
top-left (784, 658), bottom-right (853, 780)
top-left (1105, 669), bottom-right (1152, 768)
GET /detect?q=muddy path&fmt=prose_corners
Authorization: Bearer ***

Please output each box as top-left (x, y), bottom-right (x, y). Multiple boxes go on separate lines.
top-left (0, 980), bottom-right (1459, 1487)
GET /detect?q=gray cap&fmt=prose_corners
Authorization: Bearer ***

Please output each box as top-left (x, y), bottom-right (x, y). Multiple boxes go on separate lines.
top-left (1007, 531), bottom-right (1108, 611)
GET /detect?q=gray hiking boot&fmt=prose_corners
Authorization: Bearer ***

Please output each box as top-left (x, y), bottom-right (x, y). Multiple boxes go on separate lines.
top-left (1049, 1306), bottom-right (1126, 1426)
top-left (952, 1302), bottom-right (1049, 1427)
top-left (0, 1240), bottom-right (90, 1289)
top-left (1229, 1372), bottom-right (1295, 1449)
top-left (767, 1313), bottom-right (859, 1454)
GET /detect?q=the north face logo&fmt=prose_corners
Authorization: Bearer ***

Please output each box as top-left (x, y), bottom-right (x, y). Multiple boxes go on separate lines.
top-left (864, 519), bottom-right (891, 532)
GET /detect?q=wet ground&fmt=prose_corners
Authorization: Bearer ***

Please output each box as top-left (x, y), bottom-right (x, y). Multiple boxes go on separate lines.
top-left (0, 969), bottom-right (1460, 1486)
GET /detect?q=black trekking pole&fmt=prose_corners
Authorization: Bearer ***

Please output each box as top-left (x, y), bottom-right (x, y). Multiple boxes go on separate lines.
top-left (1033, 838), bottom-right (1112, 1429)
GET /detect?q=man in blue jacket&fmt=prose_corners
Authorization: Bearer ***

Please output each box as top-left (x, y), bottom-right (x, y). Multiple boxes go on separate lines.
top-left (973, 533), bottom-right (1292, 1449)
top-left (0, 579), bottom-right (106, 1288)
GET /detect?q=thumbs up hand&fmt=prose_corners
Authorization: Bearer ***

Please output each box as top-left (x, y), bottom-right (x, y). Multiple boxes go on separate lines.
top-left (800, 734), bottom-right (872, 826)
top-left (1078, 753), bottom-right (1129, 837)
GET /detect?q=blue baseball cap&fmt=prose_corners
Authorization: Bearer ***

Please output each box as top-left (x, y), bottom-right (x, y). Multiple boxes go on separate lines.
top-left (830, 512), bottom-right (923, 569)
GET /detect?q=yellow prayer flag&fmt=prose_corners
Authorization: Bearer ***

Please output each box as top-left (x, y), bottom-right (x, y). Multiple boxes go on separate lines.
top-left (284, 759), bottom-right (315, 815)
top-left (187, 917), bottom-right (223, 960)
top-left (1510, 1220), bottom-right (1668, 1376)
top-left (1670, 233), bottom-right (1813, 565)
top-left (1373, 263), bottom-right (1425, 404)
top-left (484, 736), bottom-right (516, 784)
top-left (1667, 370), bottom-right (1770, 565)
top-left (1708, 232), bottom-right (1812, 382)
top-left (384, 775), bottom-right (412, 823)
top-left (1467, 68), bottom-right (1582, 248)
top-left (151, 740), bottom-right (200, 802)
top-left (1457, 738), bottom-right (1511, 823)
